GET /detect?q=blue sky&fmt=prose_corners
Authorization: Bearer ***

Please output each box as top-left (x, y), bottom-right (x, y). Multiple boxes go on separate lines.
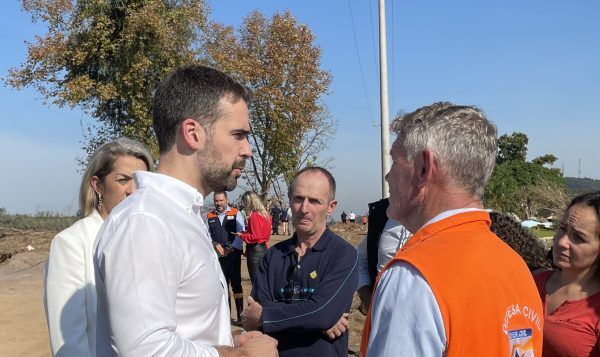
top-left (1, 0), bottom-right (599, 214)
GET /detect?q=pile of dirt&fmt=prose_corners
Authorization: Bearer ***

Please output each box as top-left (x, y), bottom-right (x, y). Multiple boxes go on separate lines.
top-left (330, 222), bottom-right (367, 246)
top-left (0, 227), bottom-right (54, 266)
top-left (0, 252), bottom-right (12, 264)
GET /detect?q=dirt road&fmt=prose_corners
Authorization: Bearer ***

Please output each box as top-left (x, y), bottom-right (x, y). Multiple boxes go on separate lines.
top-left (0, 223), bottom-right (367, 356)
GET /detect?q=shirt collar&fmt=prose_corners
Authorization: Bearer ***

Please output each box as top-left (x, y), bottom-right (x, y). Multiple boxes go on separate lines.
top-left (89, 208), bottom-right (104, 223)
top-left (286, 228), bottom-right (332, 255)
top-left (134, 171), bottom-right (204, 213)
top-left (421, 208), bottom-right (483, 229)
top-left (216, 205), bottom-right (232, 216)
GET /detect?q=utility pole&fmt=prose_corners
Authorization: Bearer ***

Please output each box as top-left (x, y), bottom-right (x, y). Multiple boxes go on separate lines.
top-left (379, 0), bottom-right (391, 198)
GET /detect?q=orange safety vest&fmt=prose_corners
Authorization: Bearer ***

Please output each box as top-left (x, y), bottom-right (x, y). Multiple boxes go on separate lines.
top-left (206, 207), bottom-right (239, 220)
top-left (361, 211), bottom-right (543, 356)
top-left (206, 207), bottom-right (239, 246)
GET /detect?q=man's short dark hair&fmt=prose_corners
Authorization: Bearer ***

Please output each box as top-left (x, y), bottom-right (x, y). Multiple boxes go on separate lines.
top-left (214, 191), bottom-right (227, 198)
top-left (152, 65), bottom-right (252, 153)
top-left (289, 166), bottom-right (336, 201)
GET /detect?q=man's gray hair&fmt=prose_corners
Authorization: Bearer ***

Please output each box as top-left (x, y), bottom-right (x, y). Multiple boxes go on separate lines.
top-left (392, 101), bottom-right (498, 198)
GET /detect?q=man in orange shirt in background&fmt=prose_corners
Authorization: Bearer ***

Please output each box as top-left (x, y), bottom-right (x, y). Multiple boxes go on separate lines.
top-left (361, 102), bottom-right (543, 356)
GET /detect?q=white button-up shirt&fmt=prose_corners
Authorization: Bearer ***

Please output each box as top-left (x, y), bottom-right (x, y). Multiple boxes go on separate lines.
top-left (94, 171), bottom-right (232, 357)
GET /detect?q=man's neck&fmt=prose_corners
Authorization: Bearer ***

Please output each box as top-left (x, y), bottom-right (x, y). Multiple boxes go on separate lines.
top-left (156, 152), bottom-right (210, 196)
top-left (295, 226), bottom-right (326, 257)
top-left (407, 189), bottom-right (483, 233)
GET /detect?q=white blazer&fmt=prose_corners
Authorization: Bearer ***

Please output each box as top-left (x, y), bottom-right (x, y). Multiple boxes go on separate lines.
top-left (44, 210), bottom-right (103, 357)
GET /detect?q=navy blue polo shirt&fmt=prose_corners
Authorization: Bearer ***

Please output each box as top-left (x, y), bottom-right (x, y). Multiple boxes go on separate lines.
top-left (251, 228), bottom-right (358, 357)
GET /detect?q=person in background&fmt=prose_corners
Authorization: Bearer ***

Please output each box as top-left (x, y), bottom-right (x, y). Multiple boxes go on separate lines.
top-left (280, 205), bottom-right (290, 236)
top-left (533, 192), bottom-right (600, 357)
top-left (341, 211), bottom-right (347, 224)
top-left (271, 201), bottom-right (282, 235)
top-left (356, 198), bottom-right (411, 315)
top-left (348, 211), bottom-right (356, 223)
top-left (236, 191), bottom-right (271, 284)
top-left (362, 102), bottom-right (543, 356)
top-left (94, 65), bottom-right (277, 356)
top-left (489, 211), bottom-right (552, 271)
top-left (286, 206), bottom-right (293, 235)
top-left (206, 191), bottom-right (246, 325)
top-left (243, 167), bottom-right (358, 357)
top-left (361, 216), bottom-right (368, 225)
top-left (44, 137), bottom-right (152, 356)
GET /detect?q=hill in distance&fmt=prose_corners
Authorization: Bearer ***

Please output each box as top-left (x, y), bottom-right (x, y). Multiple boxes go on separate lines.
top-left (565, 177), bottom-right (600, 195)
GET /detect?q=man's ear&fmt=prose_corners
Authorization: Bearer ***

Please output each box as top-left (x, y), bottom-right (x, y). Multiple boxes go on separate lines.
top-left (179, 118), bottom-right (207, 151)
top-left (327, 199), bottom-right (338, 215)
top-left (416, 149), bottom-right (436, 189)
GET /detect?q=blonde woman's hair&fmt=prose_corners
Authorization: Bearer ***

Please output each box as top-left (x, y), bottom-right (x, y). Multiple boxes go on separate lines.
top-left (79, 137), bottom-right (153, 217)
top-left (241, 191), bottom-right (269, 218)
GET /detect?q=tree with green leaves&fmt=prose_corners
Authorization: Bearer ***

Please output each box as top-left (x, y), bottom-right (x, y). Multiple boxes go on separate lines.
top-left (496, 132), bottom-right (528, 164)
top-left (484, 132), bottom-right (567, 218)
top-left (202, 10), bottom-right (334, 200)
top-left (6, 0), bottom-right (208, 159)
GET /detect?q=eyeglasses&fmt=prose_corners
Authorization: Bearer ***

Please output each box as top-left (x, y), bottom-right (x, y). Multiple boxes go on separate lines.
top-left (282, 253), bottom-right (300, 303)
top-left (280, 252), bottom-right (316, 303)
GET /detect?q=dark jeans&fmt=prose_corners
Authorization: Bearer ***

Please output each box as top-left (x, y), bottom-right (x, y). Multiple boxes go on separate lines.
top-left (218, 248), bottom-right (243, 295)
top-left (246, 243), bottom-right (267, 284)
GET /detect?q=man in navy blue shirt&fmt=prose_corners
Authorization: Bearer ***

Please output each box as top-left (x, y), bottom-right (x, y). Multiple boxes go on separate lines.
top-left (242, 167), bottom-right (358, 357)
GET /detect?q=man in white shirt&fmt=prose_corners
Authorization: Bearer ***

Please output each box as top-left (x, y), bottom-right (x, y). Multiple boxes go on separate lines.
top-left (348, 211), bottom-right (356, 223)
top-left (94, 65), bottom-right (278, 356)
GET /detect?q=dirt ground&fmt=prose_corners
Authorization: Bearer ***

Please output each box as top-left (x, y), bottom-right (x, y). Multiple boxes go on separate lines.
top-left (0, 223), bottom-right (368, 356)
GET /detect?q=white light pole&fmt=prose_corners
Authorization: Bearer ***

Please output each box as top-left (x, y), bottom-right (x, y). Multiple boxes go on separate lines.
top-left (379, 0), bottom-right (391, 198)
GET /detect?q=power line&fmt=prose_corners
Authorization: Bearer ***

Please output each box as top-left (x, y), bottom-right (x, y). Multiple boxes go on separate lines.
top-left (368, 0), bottom-right (379, 80)
top-left (390, 0), bottom-right (395, 114)
top-left (347, 0), bottom-right (376, 125)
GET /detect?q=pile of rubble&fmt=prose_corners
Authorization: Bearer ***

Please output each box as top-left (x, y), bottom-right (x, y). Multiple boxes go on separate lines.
top-left (0, 228), bottom-right (54, 266)
top-left (329, 222), bottom-right (367, 246)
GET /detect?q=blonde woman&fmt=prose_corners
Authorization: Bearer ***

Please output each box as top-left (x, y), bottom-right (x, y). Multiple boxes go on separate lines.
top-left (43, 138), bottom-right (152, 356)
top-left (235, 191), bottom-right (272, 283)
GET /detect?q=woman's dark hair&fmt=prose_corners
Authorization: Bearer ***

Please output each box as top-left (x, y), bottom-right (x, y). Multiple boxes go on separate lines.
top-left (489, 212), bottom-right (552, 271)
top-left (567, 191), bottom-right (600, 223)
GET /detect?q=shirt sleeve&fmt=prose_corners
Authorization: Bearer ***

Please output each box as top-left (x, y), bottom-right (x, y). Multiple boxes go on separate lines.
top-left (44, 232), bottom-right (92, 356)
top-left (367, 261), bottom-right (446, 356)
top-left (357, 235), bottom-right (371, 289)
top-left (232, 212), bottom-right (245, 249)
top-left (236, 211), bottom-right (246, 232)
top-left (98, 214), bottom-right (219, 356)
top-left (239, 213), bottom-right (270, 244)
top-left (377, 221), bottom-right (411, 271)
top-left (259, 246), bottom-right (359, 333)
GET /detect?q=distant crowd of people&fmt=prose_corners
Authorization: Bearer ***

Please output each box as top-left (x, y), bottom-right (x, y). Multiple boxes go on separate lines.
top-left (42, 64), bottom-right (600, 357)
